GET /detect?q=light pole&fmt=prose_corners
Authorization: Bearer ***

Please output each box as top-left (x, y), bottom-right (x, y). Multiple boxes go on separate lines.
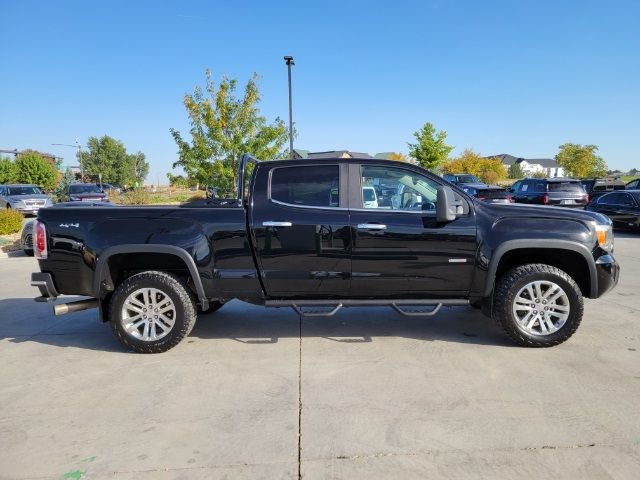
top-left (284, 55), bottom-right (295, 157)
top-left (52, 141), bottom-right (85, 182)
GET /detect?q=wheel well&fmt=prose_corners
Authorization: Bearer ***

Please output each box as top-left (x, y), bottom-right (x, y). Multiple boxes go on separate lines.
top-left (495, 248), bottom-right (590, 296)
top-left (105, 252), bottom-right (196, 296)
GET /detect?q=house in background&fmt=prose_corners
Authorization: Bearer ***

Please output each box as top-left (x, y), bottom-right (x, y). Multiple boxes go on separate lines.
top-left (293, 149), bottom-right (393, 160)
top-left (490, 154), bottom-right (565, 178)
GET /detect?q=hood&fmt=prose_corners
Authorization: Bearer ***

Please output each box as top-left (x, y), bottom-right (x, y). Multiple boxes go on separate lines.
top-left (481, 201), bottom-right (610, 225)
top-left (7, 194), bottom-right (51, 202)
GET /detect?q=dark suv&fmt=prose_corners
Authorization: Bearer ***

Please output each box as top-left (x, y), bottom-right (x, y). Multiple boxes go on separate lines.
top-left (509, 178), bottom-right (588, 207)
top-left (581, 177), bottom-right (626, 201)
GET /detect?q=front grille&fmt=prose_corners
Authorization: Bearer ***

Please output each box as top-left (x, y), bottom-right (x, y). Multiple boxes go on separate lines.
top-left (24, 234), bottom-right (33, 249)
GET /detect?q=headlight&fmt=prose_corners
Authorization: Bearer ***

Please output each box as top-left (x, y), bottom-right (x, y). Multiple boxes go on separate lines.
top-left (595, 224), bottom-right (614, 252)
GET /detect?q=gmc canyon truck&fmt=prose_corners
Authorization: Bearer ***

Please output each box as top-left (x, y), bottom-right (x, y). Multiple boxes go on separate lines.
top-left (31, 155), bottom-right (619, 353)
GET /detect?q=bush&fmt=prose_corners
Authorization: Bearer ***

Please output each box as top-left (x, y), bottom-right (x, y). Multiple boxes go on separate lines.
top-left (0, 209), bottom-right (24, 235)
top-left (118, 189), bottom-right (152, 205)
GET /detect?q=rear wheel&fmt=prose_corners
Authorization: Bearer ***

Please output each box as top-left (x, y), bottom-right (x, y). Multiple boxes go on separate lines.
top-left (109, 271), bottom-right (196, 353)
top-left (493, 263), bottom-right (583, 347)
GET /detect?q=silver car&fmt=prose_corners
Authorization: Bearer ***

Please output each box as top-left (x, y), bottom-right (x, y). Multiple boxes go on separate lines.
top-left (0, 184), bottom-right (53, 215)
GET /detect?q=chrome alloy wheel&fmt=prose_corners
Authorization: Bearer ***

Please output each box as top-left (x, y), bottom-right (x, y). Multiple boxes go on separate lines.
top-left (121, 288), bottom-right (176, 341)
top-left (512, 280), bottom-right (570, 335)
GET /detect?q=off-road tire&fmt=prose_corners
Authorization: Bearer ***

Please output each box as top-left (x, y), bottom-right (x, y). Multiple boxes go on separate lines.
top-left (109, 271), bottom-right (197, 353)
top-left (493, 263), bottom-right (583, 347)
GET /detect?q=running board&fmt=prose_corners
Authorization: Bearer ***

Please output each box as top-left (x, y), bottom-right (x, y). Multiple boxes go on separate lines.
top-left (265, 299), bottom-right (469, 318)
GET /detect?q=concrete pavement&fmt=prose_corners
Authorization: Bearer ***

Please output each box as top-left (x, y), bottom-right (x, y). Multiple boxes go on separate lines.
top-left (0, 234), bottom-right (639, 479)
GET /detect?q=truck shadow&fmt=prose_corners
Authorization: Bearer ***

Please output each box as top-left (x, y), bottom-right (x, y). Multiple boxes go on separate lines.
top-left (1, 298), bottom-right (514, 352)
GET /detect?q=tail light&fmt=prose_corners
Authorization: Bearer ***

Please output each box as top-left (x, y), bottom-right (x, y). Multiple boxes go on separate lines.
top-left (585, 194), bottom-right (590, 203)
top-left (477, 196), bottom-right (486, 201)
top-left (542, 193), bottom-right (549, 205)
top-left (35, 221), bottom-right (47, 259)
top-left (506, 195), bottom-right (514, 203)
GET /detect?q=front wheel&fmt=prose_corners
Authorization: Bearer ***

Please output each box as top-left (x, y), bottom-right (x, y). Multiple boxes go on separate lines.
top-left (109, 271), bottom-right (197, 353)
top-left (493, 263), bottom-right (583, 347)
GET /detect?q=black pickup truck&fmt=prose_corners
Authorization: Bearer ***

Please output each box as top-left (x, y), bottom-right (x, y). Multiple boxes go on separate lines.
top-left (31, 155), bottom-right (619, 353)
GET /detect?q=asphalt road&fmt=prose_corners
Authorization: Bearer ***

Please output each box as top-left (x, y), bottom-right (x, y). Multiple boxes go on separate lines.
top-left (0, 233), bottom-right (639, 479)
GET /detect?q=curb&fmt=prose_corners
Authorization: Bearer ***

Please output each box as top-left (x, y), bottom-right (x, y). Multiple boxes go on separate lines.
top-left (0, 250), bottom-right (28, 259)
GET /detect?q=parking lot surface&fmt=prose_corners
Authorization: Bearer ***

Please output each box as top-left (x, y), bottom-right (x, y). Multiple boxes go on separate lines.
top-left (1, 234), bottom-right (639, 479)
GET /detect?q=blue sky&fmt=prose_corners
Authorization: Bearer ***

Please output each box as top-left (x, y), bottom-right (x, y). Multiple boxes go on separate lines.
top-left (1, 0), bottom-right (639, 183)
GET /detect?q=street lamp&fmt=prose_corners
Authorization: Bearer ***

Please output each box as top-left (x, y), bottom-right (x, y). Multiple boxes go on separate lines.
top-left (52, 141), bottom-right (84, 182)
top-left (284, 55), bottom-right (295, 157)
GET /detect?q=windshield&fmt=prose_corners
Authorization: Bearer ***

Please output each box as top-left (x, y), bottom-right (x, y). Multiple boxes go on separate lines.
top-left (548, 182), bottom-right (585, 193)
top-left (7, 186), bottom-right (40, 196)
top-left (69, 184), bottom-right (102, 194)
top-left (456, 175), bottom-right (482, 184)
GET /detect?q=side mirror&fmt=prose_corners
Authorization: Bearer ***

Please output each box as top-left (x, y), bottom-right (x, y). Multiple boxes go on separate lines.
top-left (437, 185), bottom-right (463, 223)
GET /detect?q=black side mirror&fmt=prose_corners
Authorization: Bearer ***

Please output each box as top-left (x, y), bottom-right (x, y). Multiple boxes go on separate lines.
top-left (437, 185), bottom-right (463, 222)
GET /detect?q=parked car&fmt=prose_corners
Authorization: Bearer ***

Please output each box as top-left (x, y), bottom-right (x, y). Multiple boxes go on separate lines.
top-left (626, 178), bottom-right (640, 190)
top-left (66, 184), bottom-right (108, 202)
top-left (21, 201), bottom-right (116, 255)
top-left (31, 154), bottom-right (618, 353)
top-left (509, 178), bottom-right (588, 207)
top-left (0, 184), bottom-right (53, 215)
top-left (442, 173), bottom-right (483, 186)
top-left (100, 183), bottom-right (122, 195)
top-left (580, 177), bottom-right (626, 201)
top-left (362, 186), bottom-right (379, 208)
top-left (462, 186), bottom-right (514, 204)
top-left (586, 190), bottom-right (640, 230)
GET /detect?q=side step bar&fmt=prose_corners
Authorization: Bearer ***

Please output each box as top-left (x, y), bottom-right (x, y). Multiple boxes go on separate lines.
top-left (265, 299), bottom-right (469, 318)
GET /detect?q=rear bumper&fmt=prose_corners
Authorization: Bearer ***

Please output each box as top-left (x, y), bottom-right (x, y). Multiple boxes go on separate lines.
top-left (31, 272), bottom-right (59, 302)
top-left (594, 254), bottom-right (619, 298)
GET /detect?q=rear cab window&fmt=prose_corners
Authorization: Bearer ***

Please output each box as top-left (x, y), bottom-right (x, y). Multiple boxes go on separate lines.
top-left (270, 165), bottom-right (340, 208)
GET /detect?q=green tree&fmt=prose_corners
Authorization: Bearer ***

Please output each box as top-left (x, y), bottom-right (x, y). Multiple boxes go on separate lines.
top-left (15, 150), bottom-right (58, 191)
top-left (407, 122), bottom-right (454, 171)
top-left (54, 168), bottom-right (77, 201)
top-left (167, 173), bottom-right (189, 188)
top-left (0, 157), bottom-right (18, 183)
top-left (80, 136), bottom-right (149, 186)
top-left (443, 149), bottom-right (507, 184)
top-left (508, 162), bottom-right (524, 179)
top-left (555, 144), bottom-right (607, 178)
top-left (170, 70), bottom-right (289, 195)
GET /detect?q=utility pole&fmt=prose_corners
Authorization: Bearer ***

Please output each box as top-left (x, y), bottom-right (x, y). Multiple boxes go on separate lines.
top-left (52, 142), bottom-right (85, 182)
top-left (284, 56), bottom-right (295, 157)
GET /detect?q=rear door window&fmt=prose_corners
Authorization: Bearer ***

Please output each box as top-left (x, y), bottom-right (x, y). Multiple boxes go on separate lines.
top-left (270, 165), bottom-right (340, 208)
top-left (600, 193), bottom-right (622, 205)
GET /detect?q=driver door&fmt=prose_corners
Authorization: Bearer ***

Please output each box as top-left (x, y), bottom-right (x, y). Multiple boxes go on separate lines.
top-left (349, 164), bottom-right (477, 296)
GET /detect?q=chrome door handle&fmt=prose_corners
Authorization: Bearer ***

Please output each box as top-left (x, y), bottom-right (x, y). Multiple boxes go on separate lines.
top-left (262, 221), bottom-right (293, 227)
top-left (357, 223), bottom-right (387, 230)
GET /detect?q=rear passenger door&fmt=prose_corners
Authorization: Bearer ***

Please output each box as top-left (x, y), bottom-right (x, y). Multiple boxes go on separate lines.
top-left (250, 163), bottom-right (351, 296)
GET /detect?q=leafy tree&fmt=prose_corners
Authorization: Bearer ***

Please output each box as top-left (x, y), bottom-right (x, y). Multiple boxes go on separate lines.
top-left (443, 149), bottom-right (507, 184)
top-left (15, 150), bottom-right (58, 191)
top-left (80, 136), bottom-right (149, 186)
top-left (0, 157), bottom-right (18, 183)
top-left (555, 144), bottom-right (607, 178)
top-left (508, 162), bottom-right (524, 179)
top-left (167, 173), bottom-right (190, 188)
top-left (171, 71), bottom-right (289, 195)
top-left (407, 122), bottom-right (454, 171)
top-left (388, 152), bottom-right (409, 162)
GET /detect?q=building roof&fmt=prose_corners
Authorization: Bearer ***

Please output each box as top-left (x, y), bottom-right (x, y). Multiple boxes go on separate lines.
top-left (292, 149), bottom-right (309, 159)
top-left (301, 150), bottom-right (374, 160)
top-left (374, 152), bottom-right (395, 160)
top-left (489, 153), bottom-right (560, 168)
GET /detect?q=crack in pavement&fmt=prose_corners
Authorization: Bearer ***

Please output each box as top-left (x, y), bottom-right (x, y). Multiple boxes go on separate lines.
top-left (302, 439), bottom-right (640, 464)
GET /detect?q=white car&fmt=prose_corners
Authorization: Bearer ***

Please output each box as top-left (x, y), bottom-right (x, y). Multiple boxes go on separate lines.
top-left (362, 186), bottom-right (378, 208)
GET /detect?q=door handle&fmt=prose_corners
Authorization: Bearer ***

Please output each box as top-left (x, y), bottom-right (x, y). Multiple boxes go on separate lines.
top-left (262, 221), bottom-right (293, 227)
top-left (357, 223), bottom-right (387, 230)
